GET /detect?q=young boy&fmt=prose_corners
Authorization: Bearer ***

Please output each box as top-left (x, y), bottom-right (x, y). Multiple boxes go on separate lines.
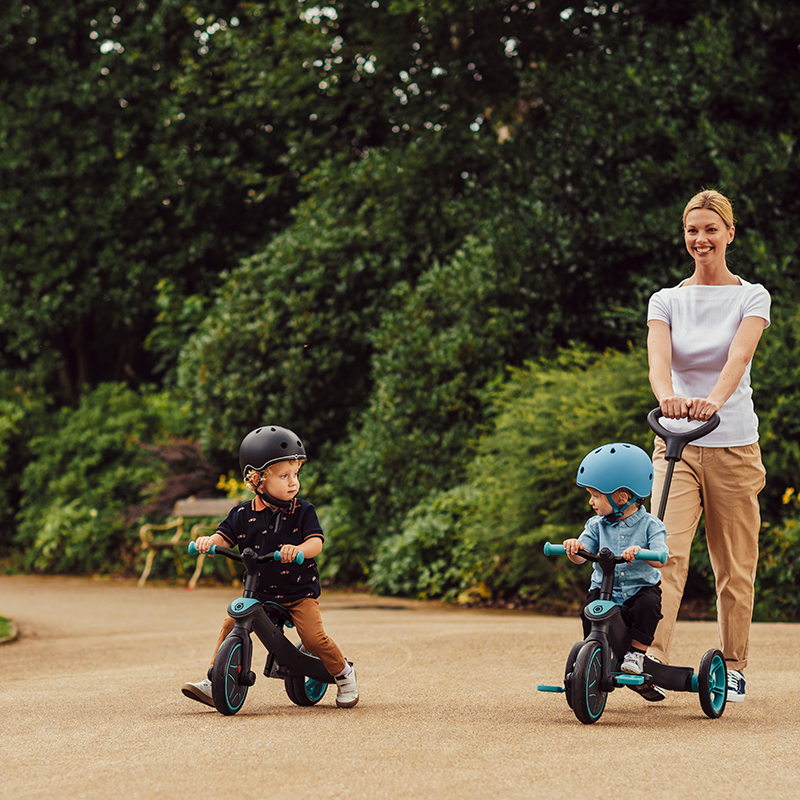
top-left (181, 425), bottom-right (359, 708)
top-left (563, 442), bottom-right (668, 678)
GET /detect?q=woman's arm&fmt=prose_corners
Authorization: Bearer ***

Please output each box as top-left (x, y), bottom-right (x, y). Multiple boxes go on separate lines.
top-left (647, 320), bottom-right (690, 419)
top-left (693, 316), bottom-right (767, 418)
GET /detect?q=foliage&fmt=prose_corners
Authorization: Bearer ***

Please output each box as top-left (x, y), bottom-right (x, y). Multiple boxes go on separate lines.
top-left (14, 383), bottom-right (194, 573)
top-left (369, 347), bottom-right (656, 602)
top-left (755, 515), bottom-right (800, 622)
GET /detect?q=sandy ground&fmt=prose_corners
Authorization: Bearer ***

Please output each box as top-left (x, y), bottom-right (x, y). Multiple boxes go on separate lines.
top-left (1, 575), bottom-right (799, 800)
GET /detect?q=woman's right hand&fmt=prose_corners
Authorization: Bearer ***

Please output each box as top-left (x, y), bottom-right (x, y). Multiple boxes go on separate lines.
top-left (659, 395), bottom-right (690, 419)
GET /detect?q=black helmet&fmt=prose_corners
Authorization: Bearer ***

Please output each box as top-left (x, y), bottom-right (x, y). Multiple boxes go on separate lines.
top-left (239, 426), bottom-right (307, 478)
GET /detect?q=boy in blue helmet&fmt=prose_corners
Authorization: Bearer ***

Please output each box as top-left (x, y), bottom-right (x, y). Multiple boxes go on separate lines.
top-left (563, 443), bottom-right (668, 679)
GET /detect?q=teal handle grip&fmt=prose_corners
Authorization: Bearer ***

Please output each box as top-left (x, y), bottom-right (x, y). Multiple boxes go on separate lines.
top-left (635, 549), bottom-right (668, 564)
top-left (273, 550), bottom-right (305, 565)
top-left (188, 542), bottom-right (217, 555)
top-left (543, 542), bottom-right (566, 556)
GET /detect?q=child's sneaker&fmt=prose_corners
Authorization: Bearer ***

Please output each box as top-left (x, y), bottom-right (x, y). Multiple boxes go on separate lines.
top-left (181, 677), bottom-right (214, 707)
top-left (727, 669), bottom-right (746, 702)
top-left (621, 650), bottom-right (645, 674)
top-left (335, 665), bottom-right (359, 708)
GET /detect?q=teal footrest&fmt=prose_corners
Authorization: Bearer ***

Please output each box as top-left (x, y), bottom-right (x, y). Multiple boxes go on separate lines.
top-left (537, 684), bottom-right (566, 693)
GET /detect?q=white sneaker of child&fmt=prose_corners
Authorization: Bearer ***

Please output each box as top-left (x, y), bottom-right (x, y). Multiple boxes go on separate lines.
top-left (181, 677), bottom-right (215, 707)
top-left (621, 651), bottom-right (645, 675)
top-left (334, 664), bottom-right (359, 708)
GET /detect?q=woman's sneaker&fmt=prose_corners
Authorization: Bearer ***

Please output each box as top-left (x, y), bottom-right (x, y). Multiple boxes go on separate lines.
top-left (621, 651), bottom-right (645, 674)
top-left (334, 666), bottom-right (359, 708)
top-left (727, 670), bottom-right (746, 702)
top-left (181, 677), bottom-right (214, 707)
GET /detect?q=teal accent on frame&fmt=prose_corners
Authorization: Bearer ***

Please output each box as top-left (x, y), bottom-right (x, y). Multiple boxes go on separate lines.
top-left (229, 597), bottom-right (261, 615)
top-left (584, 599), bottom-right (618, 619)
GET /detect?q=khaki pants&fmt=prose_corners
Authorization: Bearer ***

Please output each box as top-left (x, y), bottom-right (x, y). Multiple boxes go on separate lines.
top-left (648, 438), bottom-right (765, 671)
top-left (210, 597), bottom-right (346, 676)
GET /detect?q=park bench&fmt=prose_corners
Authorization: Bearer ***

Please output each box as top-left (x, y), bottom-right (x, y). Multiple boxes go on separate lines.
top-left (137, 496), bottom-right (240, 589)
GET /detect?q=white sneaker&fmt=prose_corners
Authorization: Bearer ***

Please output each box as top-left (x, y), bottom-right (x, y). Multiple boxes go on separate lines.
top-left (621, 651), bottom-right (645, 674)
top-left (335, 666), bottom-right (359, 708)
top-left (181, 677), bottom-right (214, 707)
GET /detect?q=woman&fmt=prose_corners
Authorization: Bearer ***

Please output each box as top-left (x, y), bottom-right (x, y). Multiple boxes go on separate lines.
top-left (646, 189), bottom-right (770, 703)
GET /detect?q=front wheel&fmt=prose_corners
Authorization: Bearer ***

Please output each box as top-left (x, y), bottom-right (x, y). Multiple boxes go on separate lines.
top-left (564, 642), bottom-right (584, 710)
top-left (698, 648), bottom-right (727, 719)
top-left (572, 641), bottom-right (608, 724)
top-left (212, 636), bottom-right (249, 715)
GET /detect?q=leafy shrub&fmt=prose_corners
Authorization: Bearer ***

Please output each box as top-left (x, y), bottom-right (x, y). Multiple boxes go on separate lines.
top-left (14, 383), bottom-right (194, 573)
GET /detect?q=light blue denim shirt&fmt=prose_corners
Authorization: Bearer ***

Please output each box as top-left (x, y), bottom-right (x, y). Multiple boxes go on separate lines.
top-left (577, 506), bottom-right (668, 603)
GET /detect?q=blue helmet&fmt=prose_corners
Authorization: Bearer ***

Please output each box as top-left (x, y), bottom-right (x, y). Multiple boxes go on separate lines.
top-left (576, 443), bottom-right (653, 499)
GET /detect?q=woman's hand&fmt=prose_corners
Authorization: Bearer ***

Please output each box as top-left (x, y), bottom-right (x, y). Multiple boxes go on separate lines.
top-left (686, 397), bottom-right (720, 422)
top-left (659, 395), bottom-right (690, 419)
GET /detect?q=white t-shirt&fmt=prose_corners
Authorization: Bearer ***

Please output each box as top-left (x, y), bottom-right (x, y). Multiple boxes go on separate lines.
top-left (647, 277), bottom-right (771, 447)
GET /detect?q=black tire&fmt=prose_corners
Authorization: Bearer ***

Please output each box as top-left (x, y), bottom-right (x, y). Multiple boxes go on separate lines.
top-left (698, 648), bottom-right (727, 719)
top-left (211, 636), bottom-right (249, 715)
top-left (284, 674), bottom-right (328, 706)
top-left (564, 642), bottom-right (584, 710)
top-left (284, 642), bottom-right (329, 706)
top-left (572, 641), bottom-right (608, 724)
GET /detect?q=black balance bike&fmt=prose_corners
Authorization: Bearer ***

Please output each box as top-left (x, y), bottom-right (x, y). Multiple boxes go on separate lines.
top-left (188, 542), bottom-right (338, 715)
top-left (536, 408), bottom-right (728, 724)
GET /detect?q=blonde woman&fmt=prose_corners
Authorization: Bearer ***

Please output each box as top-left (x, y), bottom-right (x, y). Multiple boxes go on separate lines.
top-left (646, 190), bottom-right (770, 703)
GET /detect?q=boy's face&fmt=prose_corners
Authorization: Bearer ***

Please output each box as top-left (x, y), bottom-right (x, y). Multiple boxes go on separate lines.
top-left (260, 460), bottom-right (303, 502)
top-left (586, 488), bottom-right (613, 517)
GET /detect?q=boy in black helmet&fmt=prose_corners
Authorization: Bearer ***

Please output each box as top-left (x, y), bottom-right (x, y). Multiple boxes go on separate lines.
top-left (181, 426), bottom-right (359, 708)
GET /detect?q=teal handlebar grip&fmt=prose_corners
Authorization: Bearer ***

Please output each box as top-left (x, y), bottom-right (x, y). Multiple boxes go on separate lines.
top-left (635, 549), bottom-right (668, 564)
top-left (543, 542), bottom-right (566, 556)
top-left (273, 550), bottom-right (305, 565)
top-left (188, 542), bottom-right (216, 555)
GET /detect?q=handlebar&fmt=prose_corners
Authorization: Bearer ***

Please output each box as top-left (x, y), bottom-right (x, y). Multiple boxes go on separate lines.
top-left (543, 542), bottom-right (668, 564)
top-left (647, 406), bottom-right (720, 461)
top-left (188, 541), bottom-right (305, 565)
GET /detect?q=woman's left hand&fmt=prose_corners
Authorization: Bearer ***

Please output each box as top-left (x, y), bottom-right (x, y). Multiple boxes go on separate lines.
top-left (686, 397), bottom-right (719, 422)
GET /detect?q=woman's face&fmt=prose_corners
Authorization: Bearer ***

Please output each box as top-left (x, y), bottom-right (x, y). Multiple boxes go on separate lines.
top-left (684, 208), bottom-right (735, 268)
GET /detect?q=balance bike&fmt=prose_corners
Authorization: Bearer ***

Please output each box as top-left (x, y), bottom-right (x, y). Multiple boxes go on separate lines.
top-left (536, 407), bottom-right (728, 723)
top-left (188, 542), bottom-right (338, 715)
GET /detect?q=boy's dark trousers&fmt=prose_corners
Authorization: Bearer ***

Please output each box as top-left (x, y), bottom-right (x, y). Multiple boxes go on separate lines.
top-left (580, 584), bottom-right (663, 646)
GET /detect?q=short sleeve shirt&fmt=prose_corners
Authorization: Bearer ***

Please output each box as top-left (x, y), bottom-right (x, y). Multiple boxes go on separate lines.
top-left (578, 507), bottom-right (668, 604)
top-left (647, 277), bottom-right (771, 446)
top-left (216, 497), bottom-right (323, 602)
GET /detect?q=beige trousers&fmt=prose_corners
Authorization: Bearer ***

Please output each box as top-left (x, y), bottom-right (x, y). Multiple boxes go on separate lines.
top-left (210, 597), bottom-right (346, 676)
top-left (648, 438), bottom-right (765, 671)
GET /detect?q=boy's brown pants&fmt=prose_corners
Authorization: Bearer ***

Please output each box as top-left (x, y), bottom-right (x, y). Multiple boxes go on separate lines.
top-left (209, 597), bottom-right (346, 677)
top-left (648, 438), bottom-right (765, 671)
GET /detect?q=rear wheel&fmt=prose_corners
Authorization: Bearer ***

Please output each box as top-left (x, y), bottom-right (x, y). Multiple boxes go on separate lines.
top-left (572, 641), bottom-right (608, 724)
top-left (284, 642), bottom-right (329, 706)
top-left (698, 648), bottom-right (727, 719)
top-left (212, 636), bottom-right (249, 715)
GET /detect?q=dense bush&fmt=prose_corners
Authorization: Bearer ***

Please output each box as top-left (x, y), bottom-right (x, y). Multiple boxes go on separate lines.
top-left (14, 384), bottom-right (194, 573)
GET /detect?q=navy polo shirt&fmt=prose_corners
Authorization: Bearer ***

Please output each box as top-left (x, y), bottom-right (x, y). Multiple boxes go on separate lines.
top-left (216, 497), bottom-right (323, 603)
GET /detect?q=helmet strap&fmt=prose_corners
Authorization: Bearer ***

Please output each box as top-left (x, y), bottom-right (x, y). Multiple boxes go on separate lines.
top-left (601, 494), bottom-right (638, 525)
top-left (257, 490), bottom-right (297, 512)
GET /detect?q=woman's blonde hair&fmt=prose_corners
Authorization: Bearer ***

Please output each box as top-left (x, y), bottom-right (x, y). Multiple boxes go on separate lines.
top-left (682, 189), bottom-right (735, 229)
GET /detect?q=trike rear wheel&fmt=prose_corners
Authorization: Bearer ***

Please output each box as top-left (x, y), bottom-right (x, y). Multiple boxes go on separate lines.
top-left (572, 641), bottom-right (608, 724)
top-left (212, 636), bottom-right (249, 715)
top-left (698, 648), bottom-right (727, 719)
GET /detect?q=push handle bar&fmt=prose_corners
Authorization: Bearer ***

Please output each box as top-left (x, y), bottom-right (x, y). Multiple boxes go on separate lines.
top-left (188, 541), bottom-right (304, 564)
top-left (646, 407), bottom-right (720, 462)
top-left (543, 542), bottom-right (667, 564)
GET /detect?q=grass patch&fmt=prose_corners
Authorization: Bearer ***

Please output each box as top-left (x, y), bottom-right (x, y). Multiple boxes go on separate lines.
top-left (0, 615), bottom-right (14, 640)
